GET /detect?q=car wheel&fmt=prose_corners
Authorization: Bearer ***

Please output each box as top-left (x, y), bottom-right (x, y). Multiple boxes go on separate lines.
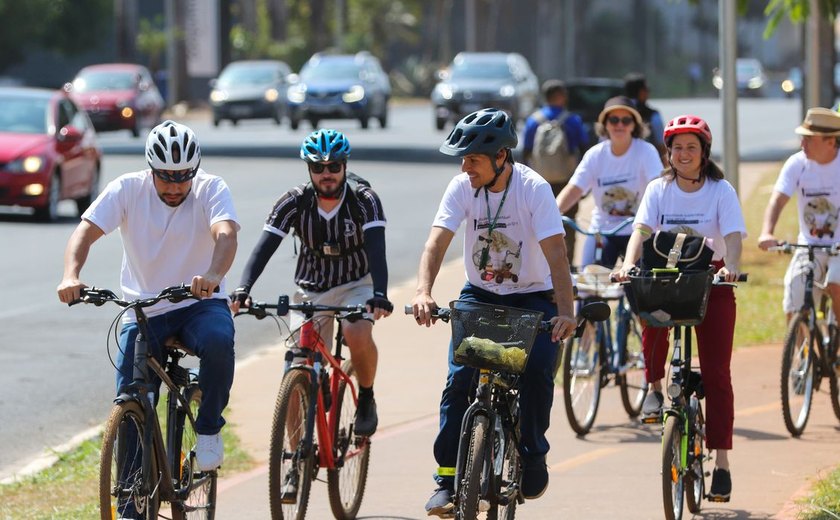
top-left (231, 119), bottom-right (239, 126)
top-left (131, 120), bottom-right (140, 138)
top-left (290, 117), bottom-right (300, 130)
top-left (213, 118), bottom-right (220, 127)
top-left (34, 172), bottom-right (61, 222)
top-left (359, 117), bottom-right (369, 130)
top-left (378, 110), bottom-right (388, 129)
top-left (309, 118), bottom-right (320, 129)
top-left (273, 107), bottom-right (283, 126)
top-left (74, 165), bottom-right (100, 215)
top-left (435, 116), bottom-right (446, 131)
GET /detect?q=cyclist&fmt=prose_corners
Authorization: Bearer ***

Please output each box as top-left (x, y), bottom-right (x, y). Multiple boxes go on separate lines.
top-left (231, 129), bottom-right (392, 437)
top-left (613, 115), bottom-right (746, 502)
top-left (555, 95), bottom-right (662, 268)
top-left (56, 121), bottom-right (238, 485)
top-left (624, 72), bottom-right (667, 165)
top-left (411, 108), bottom-right (576, 516)
top-left (757, 107), bottom-right (840, 325)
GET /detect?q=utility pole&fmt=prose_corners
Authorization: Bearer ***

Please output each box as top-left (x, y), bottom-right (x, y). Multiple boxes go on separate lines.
top-left (719, 0), bottom-right (739, 196)
top-left (465, 0), bottom-right (476, 51)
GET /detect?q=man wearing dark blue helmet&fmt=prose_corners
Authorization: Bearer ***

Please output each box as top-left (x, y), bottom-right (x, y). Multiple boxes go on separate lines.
top-left (411, 108), bottom-right (576, 516)
top-left (233, 129), bottom-right (391, 438)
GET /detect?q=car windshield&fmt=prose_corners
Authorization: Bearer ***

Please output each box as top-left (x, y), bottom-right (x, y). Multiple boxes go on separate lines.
top-left (218, 66), bottom-right (279, 88)
top-left (449, 61), bottom-right (513, 81)
top-left (301, 61), bottom-right (362, 81)
top-left (73, 71), bottom-right (136, 92)
top-left (736, 61), bottom-right (761, 77)
top-left (0, 96), bottom-right (48, 134)
top-left (567, 85), bottom-right (623, 117)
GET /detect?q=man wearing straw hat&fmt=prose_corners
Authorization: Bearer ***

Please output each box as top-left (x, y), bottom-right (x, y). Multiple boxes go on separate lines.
top-left (758, 107), bottom-right (840, 324)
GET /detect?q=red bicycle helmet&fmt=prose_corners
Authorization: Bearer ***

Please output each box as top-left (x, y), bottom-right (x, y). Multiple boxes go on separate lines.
top-left (663, 115), bottom-right (712, 147)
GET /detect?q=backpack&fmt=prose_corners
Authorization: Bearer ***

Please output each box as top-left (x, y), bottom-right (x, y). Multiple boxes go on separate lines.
top-left (530, 110), bottom-right (578, 184)
top-left (295, 171), bottom-right (370, 257)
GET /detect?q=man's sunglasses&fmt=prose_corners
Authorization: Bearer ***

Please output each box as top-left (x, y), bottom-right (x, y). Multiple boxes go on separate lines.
top-left (309, 162), bottom-right (344, 174)
top-left (606, 115), bottom-right (635, 126)
top-left (152, 167), bottom-right (197, 183)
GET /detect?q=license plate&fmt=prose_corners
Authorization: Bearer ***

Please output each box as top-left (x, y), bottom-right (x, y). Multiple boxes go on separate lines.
top-left (230, 106), bottom-right (252, 117)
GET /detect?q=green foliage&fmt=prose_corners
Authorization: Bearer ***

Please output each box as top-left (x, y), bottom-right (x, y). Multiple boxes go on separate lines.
top-left (763, 0), bottom-right (840, 38)
top-left (797, 464), bottom-right (840, 519)
top-left (136, 16), bottom-right (168, 73)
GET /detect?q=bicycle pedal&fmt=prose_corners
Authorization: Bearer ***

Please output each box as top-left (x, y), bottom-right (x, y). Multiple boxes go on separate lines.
top-left (640, 415), bottom-right (661, 425)
top-left (707, 495), bottom-right (730, 503)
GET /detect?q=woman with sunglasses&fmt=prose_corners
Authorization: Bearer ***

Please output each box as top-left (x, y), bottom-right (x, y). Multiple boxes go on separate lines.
top-left (232, 128), bottom-right (392, 437)
top-left (555, 96), bottom-right (663, 268)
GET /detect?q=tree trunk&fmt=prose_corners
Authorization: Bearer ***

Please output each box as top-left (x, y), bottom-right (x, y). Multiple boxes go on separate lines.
top-left (268, 0), bottom-right (287, 41)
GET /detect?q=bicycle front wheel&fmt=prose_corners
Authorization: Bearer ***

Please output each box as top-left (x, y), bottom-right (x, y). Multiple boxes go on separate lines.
top-left (562, 321), bottom-right (602, 435)
top-left (781, 314), bottom-right (816, 437)
top-left (172, 385), bottom-right (217, 520)
top-left (269, 368), bottom-right (315, 520)
top-left (684, 398), bottom-right (705, 514)
top-left (327, 361), bottom-right (371, 520)
top-left (457, 415), bottom-right (489, 520)
top-left (100, 400), bottom-right (161, 520)
top-left (496, 428), bottom-right (521, 520)
top-left (619, 310), bottom-right (648, 417)
top-left (661, 415), bottom-right (685, 520)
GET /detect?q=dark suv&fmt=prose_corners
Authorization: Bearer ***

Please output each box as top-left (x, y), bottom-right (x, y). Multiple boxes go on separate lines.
top-left (564, 78), bottom-right (625, 150)
top-left (431, 52), bottom-right (539, 130)
top-left (286, 52), bottom-right (391, 130)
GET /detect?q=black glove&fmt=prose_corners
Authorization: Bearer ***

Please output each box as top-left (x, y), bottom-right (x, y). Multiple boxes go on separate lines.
top-left (230, 286), bottom-right (251, 308)
top-left (365, 295), bottom-right (393, 313)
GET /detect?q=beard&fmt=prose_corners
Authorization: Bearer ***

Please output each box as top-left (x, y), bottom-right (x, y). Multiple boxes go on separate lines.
top-left (157, 188), bottom-right (191, 207)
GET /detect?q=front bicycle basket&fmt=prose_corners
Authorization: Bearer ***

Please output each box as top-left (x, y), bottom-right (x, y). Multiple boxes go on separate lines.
top-left (449, 300), bottom-right (543, 374)
top-left (626, 269), bottom-right (713, 327)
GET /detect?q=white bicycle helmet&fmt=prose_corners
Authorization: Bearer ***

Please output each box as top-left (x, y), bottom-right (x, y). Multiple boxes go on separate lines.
top-left (145, 120), bottom-right (201, 182)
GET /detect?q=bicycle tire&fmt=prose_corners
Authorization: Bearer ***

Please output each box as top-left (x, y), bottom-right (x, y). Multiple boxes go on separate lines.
top-left (496, 428), bottom-right (520, 520)
top-left (457, 415), bottom-right (489, 520)
top-left (327, 361), bottom-right (371, 520)
top-left (780, 314), bottom-right (816, 437)
top-left (562, 321), bottom-right (602, 435)
top-left (828, 324), bottom-right (840, 423)
top-left (619, 309), bottom-right (648, 417)
top-left (269, 368), bottom-right (315, 520)
top-left (172, 385), bottom-right (217, 520)
top-left (661, 415), bottom-right (685, 520)
top-left (684, 398), bottom-right (705, 514)
top-left (100, 400), bottom-right (161, 520)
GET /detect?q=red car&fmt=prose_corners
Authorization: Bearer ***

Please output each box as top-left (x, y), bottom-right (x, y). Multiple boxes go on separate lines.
top-left (69, 63), bottom-right (164, 137)
top-left (0, 87), bottom-right (102, 221)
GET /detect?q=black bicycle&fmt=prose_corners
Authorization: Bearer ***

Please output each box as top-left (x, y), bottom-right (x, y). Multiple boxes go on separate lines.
top-left (408, 300), bottom-right (609, 519)
top-left (70, 284), bottom-right (217, 520)
top-left (768, 243), bottom-right (840, 436)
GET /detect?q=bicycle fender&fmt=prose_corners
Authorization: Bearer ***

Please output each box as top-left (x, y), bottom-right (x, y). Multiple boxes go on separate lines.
top-left (113, 392), bottom-right (139, 405)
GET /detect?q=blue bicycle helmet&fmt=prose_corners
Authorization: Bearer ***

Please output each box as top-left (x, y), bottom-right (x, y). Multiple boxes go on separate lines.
top-left (300, 129), bottom-right (351, 163)
top-left (439, 108), bottom-right (518, 157)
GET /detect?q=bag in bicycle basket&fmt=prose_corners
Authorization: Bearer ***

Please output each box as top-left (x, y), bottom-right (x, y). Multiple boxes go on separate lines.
top-left (641, 230), bottom-right (714, 271)
top-left (626, 269), bottom-right (714, 327)
top-left (449, 300), bottom-right (543, 374)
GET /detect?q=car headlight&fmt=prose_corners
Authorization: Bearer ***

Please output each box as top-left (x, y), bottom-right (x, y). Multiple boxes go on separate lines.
top-left (437, 84), bottom-right (454, 100)
top-left (287, 85), bottom-right (306, 103)
top-left (781, 79), bottom-right (794, 93)
top-left (747, 77), bottom-right (764, 89)
top-left (264, 88), bottom-right (279, 102)
top-left (210, 89), bottom-right (228, 103)
top-left (499, 85), bottom-right (516, 97)
top-left (342, 85), bottom-right (365, 103)
top-left (6, 156), bottom-right (44, 174)
top-left (712, 76), bottom-right (723, 89)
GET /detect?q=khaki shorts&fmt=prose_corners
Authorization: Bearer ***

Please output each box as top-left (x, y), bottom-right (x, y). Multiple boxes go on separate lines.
top-left (290, 275), bottom-right (373, 349)
top-left (782, 249), bottom-right (840, 313)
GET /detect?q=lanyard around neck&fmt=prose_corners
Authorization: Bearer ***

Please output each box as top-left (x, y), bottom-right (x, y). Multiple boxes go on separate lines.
top-left (483, 176), bottom-right (512, 236)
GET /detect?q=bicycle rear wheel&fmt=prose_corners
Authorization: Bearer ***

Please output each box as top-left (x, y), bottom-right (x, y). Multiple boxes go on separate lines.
top-left (328, 361), bottom-right (371, 520)
top-left (562, 321), bottom-right (602, 435)
top-left (269, 368), bottom-right (315, 520)
top-left (456, 415), bottom-right (489, 520)
top-left (684, 398), bottom-right (705, 514)
top-left (781, 314), bottom-right (816, 437)
top-left (661, 415), bottom-right (685, 520)
top-left (100, 400), bottom-right (161, 520)
top-left (619, 309), bottom-right (648, 417)
top-left (172, 385), bottom-right (217, 520)
top-left (827, 323), bottom-right (840, 423)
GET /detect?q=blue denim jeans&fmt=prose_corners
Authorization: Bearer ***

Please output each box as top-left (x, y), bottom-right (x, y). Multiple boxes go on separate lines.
top-left (117, 298), bottom-right (235, 435)
top-left (433, 283), bottom-right (559, 488)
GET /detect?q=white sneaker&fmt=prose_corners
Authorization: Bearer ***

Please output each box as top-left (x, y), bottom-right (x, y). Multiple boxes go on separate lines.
top-left (196, 433), bottom-right (224, 472)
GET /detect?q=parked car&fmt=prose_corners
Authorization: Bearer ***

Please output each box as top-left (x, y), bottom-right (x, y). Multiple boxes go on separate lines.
top-left (0, 87), bottom-right (101, 221)
top-left (712, 58), bottom-right (767, 97)
top-left (209, 60), bottom-right (293, 127)
top-left (286, 51), bottom-right (391, 130)
top-left (68, 63), bottom-right (165, 137)
top-left (781, 67), bottom-right (803, 98)
top-left (431, 52), bottom-right (539, 130)
top-left (564, 77), bottom-right (625, 150)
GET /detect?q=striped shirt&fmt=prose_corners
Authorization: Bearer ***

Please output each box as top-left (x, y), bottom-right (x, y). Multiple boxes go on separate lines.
top-left (264, 181), bottom-right (386, 292)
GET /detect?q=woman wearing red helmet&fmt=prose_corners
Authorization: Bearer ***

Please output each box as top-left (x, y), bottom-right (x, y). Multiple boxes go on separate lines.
top-left (614, 114), bottom-right (746, 502)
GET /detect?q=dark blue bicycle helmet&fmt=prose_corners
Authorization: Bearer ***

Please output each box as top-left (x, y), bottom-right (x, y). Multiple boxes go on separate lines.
top-left (300, 129), bottom-right (351, 163)
top-left (439, 108), bottom-right (518, 157)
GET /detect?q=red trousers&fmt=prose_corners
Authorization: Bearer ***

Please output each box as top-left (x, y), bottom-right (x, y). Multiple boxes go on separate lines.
top-left (642, 282), bottom-right (736, 450)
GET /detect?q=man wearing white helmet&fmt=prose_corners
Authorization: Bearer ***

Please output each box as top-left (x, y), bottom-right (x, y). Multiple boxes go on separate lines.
top-left (57, 121), bottom-right (239, 491)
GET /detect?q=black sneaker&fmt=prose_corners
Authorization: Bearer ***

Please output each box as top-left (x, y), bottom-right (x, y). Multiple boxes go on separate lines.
top-left (354, 395), bottom-right (378, 436)
top-left (424, 485), bottom-right (454, 517)
top-left (641, 390), bottom-right (664, 419)
top-left (521, 458), bottom-right (549, 499)
top-left (709, 468), bottom-right (732, 502)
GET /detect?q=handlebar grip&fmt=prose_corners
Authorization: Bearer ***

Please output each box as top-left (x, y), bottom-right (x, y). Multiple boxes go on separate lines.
top-left (403, 305), bottom-right (412, 314)
top-left (713, 273), bottom-right (748, 283)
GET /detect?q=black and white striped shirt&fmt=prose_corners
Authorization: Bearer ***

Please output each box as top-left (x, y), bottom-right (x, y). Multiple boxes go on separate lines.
top-left (264, 182), bottom-right (386, 292)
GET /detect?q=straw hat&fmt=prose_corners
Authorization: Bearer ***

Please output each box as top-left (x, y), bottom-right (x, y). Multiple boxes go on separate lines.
top-left (794, 107), bottom-right (840, 136)
top-left (597, 96), bottom-right (644, 127)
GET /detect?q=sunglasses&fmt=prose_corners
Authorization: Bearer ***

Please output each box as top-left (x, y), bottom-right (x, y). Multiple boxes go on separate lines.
top-left (607, 115), bottom-right (635, 126)
top-left (152, 167), bottom-right (197, 183)
top-left (308, 162), bottom-right (344, 174)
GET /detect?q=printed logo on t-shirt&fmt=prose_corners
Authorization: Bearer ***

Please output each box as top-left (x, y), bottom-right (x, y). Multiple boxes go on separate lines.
top-left (471, 229), bottom-right (523, 285)
top-left (803, 196), bottom-right (838, 239)
top-left (601, 186), bottom-right (639, 217)
top-left (343, 218), bottom-right (357, 237)
top-left (660, 213), bottom-right (708, 237)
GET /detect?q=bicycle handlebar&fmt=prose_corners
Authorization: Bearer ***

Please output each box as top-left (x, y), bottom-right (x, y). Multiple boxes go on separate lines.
top-left (68, 284), bottom-right (210, 308)
top-left (561, 216), bottom-right (635, 237)
top-left (767, 242), bottom-right (840, 255)
top-left (611, 271), bottom-right (748, 285)
top-left (238, 295), bottom-right (366, 321)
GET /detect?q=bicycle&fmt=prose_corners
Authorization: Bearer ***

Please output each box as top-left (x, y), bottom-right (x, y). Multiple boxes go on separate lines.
top-left (69, 284), bottom-right (217, 520)
top-left (407, 299), bottom-right (610, 519)
top-left (560, 216), bottom-right (648, 435)
top-left (624, 268), bottom-right (746, 520)
top-left (767, 243), bottom-right (840, 436)
top-left (237, 295), bottom-right (370, 520)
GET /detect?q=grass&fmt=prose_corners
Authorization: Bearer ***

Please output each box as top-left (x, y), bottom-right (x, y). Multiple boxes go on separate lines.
top-left (797, 465), bottom-right (840, 519)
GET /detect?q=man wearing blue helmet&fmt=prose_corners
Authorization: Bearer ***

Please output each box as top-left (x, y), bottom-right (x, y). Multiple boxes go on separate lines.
top-left (233, 129), bottom-right (391, 438)
top-left (411, 108), bottom-right (576, 515)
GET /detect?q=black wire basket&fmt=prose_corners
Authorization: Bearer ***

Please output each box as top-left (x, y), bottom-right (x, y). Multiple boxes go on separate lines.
top-left (449, 300), bottom-right (544, 374)
top-left (626, 269), bottom-right (714, 327)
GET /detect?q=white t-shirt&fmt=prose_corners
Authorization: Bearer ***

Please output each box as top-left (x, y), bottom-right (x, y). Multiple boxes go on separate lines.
top-left (773, 150), bottom-right (840, 246)
top-left (569, 138), bottom-right (662, 235)
top-left (433, 163), bottom-right (565, 294)
top-left (82, 169), bottom-right (240, 320)
top-left (634, 176), bottom-right (746, 261)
